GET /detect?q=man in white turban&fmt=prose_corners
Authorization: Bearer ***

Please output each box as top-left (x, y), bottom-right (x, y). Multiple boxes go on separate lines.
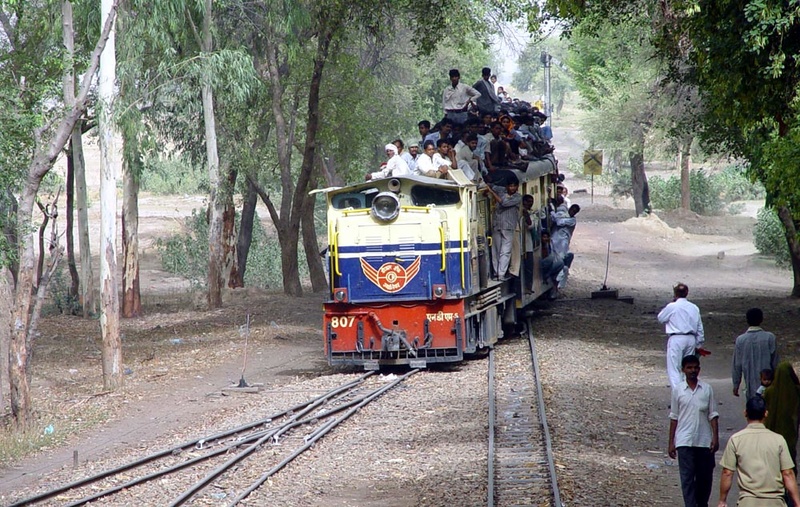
top-left (366, 143), bottom-right (412, 180)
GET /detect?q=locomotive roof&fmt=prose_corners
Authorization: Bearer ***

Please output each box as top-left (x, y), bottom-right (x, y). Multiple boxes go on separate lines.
top-left (310, 173), bottom-right (467, 196)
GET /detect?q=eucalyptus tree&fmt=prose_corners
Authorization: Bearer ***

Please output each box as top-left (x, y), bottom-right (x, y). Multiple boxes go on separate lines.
top-left (566, 15), bottom-right (660, 215)
top-left (1, 0), bottom-right (119, 427)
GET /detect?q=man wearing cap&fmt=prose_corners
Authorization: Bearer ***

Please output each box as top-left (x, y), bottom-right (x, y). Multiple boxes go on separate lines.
top-left (442, 69), bottom-right (481, 125)
top-left (473, 67), bottom-right (501, 116)
top-left (365, 144), bottom-right (411, 180)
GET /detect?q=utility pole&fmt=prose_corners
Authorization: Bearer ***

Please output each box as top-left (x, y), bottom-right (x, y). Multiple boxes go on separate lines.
top-left (540, 51), bottom-right (552, 127)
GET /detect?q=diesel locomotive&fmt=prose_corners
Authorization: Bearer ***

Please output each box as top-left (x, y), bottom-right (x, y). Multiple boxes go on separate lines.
top-left (317, 158), bottom-right (557, 370)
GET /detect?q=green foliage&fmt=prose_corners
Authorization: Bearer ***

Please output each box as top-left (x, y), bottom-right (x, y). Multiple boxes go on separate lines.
top-left (754, 207), bottom-right (790, 268)
top-left (512, 35), bottom-right (573, 102)
top-left (156, 209), bottom-right (305, 289)
top-left (45, 263), bottom-right (81, 316)
top-left (141, 155), bottom-right (208, 194)
top-left (647, 166), bottom-right (765, 215)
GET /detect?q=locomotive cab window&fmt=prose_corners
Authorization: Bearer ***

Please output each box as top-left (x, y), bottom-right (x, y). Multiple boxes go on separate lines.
top-left (410, 186), bottom-right (460, 206)
top-left (332, 189), bottom-right (377, 209)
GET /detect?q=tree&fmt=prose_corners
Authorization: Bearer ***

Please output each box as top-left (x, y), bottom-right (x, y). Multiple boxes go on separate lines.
top-left (566, 14), bottom-right (659, 215)
top-left (8, 0), bottom-right (120, 427)
top-left (659, 0), bottom-right (800, 295)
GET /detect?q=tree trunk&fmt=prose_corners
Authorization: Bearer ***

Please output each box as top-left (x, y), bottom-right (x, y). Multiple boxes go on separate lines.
top-left (122, 162), bottom-right (141, 317)
top-left (301, 186), bottom-right (327, 292)
top-left (65, 142), bottom-right (80, 307)
top-left (201, 0), bottom-right (224, 309)
top-left (233, 177), bottom-right (258, 287)
top-left (278, 227), bottom-right (302, 296)
top-left (9, 0), bottom-right (118, 428)
top-left (777, 206), bottom-right (800, 298)
top-left (629, 125), bottom-right (650, 217)
top-left (679, 137), bottom-right (691, 211)
top-left (0, 269), bottom-right (12, 413)
top-left (98, 0), bottom-right (122, 390)
top-left (74, 125), bottom-right (95, 317)
top-left (223, 164), bottom-right (240, 289)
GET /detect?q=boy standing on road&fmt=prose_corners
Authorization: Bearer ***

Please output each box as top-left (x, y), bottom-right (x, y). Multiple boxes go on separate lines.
top-left (669, 355), bottom-right (720, 507)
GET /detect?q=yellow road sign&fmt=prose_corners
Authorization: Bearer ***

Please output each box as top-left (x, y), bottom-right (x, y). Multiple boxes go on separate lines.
top-left (583, 150), bottom-right (603, 175)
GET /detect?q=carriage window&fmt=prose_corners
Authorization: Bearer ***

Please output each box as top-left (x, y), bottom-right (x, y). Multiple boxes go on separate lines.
top-left (410, 186), bottom-right (460, 206)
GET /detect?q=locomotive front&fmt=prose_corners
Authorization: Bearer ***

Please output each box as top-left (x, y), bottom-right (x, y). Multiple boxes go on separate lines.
top-left (321, 174), bottom-right (476, 369)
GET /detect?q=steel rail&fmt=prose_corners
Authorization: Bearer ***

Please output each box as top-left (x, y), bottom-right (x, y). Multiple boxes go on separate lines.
top-left (487, 348), bottom-right (496, 507)
top-left (10, 373), bottom-right (373, 507)
top-left (228, 369), bottom-right (421, 506)
top-left (528, 327), bottom-right (563, 507)
top-left (169, 373), bottom-right (379, 506)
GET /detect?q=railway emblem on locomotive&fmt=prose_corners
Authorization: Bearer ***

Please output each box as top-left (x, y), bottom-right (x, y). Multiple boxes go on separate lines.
top-left (360, 257), bottom-right (421, 293)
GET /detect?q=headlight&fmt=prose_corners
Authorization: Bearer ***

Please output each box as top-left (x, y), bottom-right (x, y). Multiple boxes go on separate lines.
top-left (371, 192), bottom-right (400, 222)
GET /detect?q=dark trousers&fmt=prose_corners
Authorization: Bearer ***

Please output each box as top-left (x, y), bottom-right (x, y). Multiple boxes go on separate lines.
top-left (677, 447), bottom-right (715, 507)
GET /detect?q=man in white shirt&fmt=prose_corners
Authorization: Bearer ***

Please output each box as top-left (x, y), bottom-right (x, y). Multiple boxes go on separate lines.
top-left (393, 139), bottom-right (417, 174)
top-left (668, 355), bottom-right (719, 507)
top-left (432, 139), bottom-right (456, 175)
top-left (658, 283), bottom-right (707, 389)
top-left (415, 141), bottom-right (447, 178)
top-left (442, 69), bottom-right (481, 125)
top-left (366, 144), bottom-right (411, 180)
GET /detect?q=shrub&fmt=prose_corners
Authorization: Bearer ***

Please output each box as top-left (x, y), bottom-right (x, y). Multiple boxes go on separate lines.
top-left (648, 169), bottom-right (726, 215)
top-left (141, 156), bottom-right (208, 195)
top-left (715, 164), bottom-right (765, 201)
top-left (753, 208), bottom-right (790, 268)
top-left (156, 209), bottom-right (308, 289)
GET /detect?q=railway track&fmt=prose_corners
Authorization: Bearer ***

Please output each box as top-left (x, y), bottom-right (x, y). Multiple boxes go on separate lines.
top-left (488, 320), bottom-right (562, 507)
top-left (10, 370), bottom-right (418, 507)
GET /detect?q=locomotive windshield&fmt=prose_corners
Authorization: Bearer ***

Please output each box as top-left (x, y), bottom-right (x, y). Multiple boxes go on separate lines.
top-left (332, 188), bottom-right (379, 209)
top-left (410, 185), bottom-right (460, 206)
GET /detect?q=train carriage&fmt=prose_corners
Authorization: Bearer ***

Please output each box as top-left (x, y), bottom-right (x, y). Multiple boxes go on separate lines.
top-left (317, 158), bottom-right (557, 370)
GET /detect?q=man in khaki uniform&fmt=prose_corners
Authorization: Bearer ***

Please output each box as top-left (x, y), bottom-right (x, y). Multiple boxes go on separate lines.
top-left (717, 396), bottom-right (800, 507)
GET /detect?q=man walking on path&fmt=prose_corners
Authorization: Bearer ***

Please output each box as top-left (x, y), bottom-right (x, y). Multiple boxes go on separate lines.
top-left (717, 396), bottom-right (800, 507)
top-left (659, 283), bottom-right (707, 389)
top-left (732, 307), bottom-right (779, 400)
top-left (669, 355), bottom-right (720, 507)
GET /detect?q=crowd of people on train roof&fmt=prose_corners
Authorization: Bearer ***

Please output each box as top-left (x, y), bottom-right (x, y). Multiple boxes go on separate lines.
top-left (365, 66), bottom-right (555, 184)
top-left (363, 66), bottom-right (579, 298)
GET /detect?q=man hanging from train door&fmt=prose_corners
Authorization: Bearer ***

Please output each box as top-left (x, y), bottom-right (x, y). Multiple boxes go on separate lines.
top-left (483, 173), bottom-right (521, 281)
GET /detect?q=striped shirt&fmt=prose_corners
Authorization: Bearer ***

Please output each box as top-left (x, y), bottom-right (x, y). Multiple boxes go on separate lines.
top-left (491, 185), bottom-right (522, 230)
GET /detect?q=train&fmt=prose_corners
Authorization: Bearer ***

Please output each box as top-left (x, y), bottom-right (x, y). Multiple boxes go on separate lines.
top-left (316, 156), bottom-right (558, 370)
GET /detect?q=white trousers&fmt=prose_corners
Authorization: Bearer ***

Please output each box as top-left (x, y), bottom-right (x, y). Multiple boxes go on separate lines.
top-left (666, 334), bottom-right (697, 389)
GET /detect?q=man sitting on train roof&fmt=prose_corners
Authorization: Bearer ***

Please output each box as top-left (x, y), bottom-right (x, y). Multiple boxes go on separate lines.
top-left (432, 139), bottom-right (457, 176)
top-left (423, 118), bottom-right (454, 147)
top-left (365, 143), bottom-right (411, 181)
top-left (392, 139), bottom-right (417, 174)
top-left (454, 132), bottom-right (481, 182)
top-left (482, 121), bottom-right (513, 171)
top-left (418, 120), bottom-right (431, 148)
top-left (414, 140), bottom-right (448, 179)
top-left (466, 117), bottom-right (490, 175)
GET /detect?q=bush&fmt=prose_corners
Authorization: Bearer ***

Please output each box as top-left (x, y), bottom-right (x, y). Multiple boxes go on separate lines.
top-left (753, 208), bottom-right (790, 268)
top-left (141, 156), bottom-right (208, 195)
top-left (648, 169), bottom-right (725, 215)
top-left (648, 165), bottom-right (765, 215)
top-left (156, 209), bottom-right (308, 289)
top-left (715, 164), bottom-right (765, 201)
